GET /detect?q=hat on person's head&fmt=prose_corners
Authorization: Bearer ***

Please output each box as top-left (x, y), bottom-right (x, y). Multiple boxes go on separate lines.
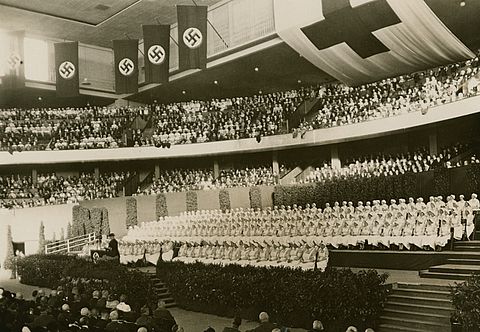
top-left (80, 307), bottom-right (90, 316)
top-left (259, 312), bottom-right (269, 322)
top-left (21, 327), bottom-right (31, 332)
top-left (106, 299), bottom-right (119, 309)
top-left (116, 302), bottom-right (131, 313)
top-left (61, 304), bottom-right (70, 311)
top-left (313, 320), bottom-right (324, 330)
top-left (137, 328), bottom-right (148, 332)
top-left (109, 310), bottom-right (119, 320)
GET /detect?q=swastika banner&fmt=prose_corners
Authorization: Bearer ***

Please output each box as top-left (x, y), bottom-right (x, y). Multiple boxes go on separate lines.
top-left (113, 39), bottom-right (139, 94)
top-left (0, 30), bottom-right (25, 90)
top-left (54, 42), bottom-right (79, 97)
top-left (177, 5), bottom-right (208, 71)
top-left (142, 24), bottom-right (170, 84)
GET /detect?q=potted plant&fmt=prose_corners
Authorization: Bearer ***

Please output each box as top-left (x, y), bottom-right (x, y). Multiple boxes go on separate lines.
top-left (451, 273), bottom-right (480, 331)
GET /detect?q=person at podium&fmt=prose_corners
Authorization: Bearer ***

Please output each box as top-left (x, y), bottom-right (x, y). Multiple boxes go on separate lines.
top-left (106, 233), bottom-right (120, 259)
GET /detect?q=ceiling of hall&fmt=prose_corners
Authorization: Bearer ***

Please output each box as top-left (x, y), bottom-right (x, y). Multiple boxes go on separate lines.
top-left (0, 0), bottom-right (222, 47)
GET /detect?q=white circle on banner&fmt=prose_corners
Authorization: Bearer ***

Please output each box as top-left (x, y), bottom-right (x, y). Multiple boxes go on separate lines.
top-left (182, 27), bottom-right (203, 49)
top-left (118, 58), bottom-right (135, 76)
top-left (58, 61), bottom-right (76, 80)
top-left (148, 45), bottom-right (166, 65)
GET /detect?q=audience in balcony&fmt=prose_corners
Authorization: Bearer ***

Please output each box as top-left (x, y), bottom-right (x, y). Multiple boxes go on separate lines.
top-left (1, 57), bottom-right (479, 152)
top-left (303, 56), bottom-right (480, 130)
top-left (0, 172), bottom-right (128, 209)
top-left (302, 143), bottom-right (471, 184)
top-left (141, 166), bottom-right (278, 195)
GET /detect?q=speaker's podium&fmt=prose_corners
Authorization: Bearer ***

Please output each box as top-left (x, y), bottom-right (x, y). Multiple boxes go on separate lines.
top-left (91, 249), bottom-right (119, 264)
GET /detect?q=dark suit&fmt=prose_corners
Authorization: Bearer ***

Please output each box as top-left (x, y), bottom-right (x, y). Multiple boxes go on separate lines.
top-left (223, 327), bottom-right (241, 332)
top-left (247, 322), bottom-right (278, 332)
top-left (107, 238), bottom-right (119, 257)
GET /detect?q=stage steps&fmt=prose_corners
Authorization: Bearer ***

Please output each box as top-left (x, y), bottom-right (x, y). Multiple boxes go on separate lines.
top-left (378, 283), bottom-right (453, 332)
top-left (149, 275), bottom-right (176, 308)
top-left (131, 268), bottom-right (177, 308)
top-left (419, 240), bottom-right (480, 280)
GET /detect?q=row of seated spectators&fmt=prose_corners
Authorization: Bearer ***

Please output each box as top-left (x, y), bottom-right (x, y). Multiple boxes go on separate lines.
top-left (123, 193), bottom-right (480, 254)
top-left (0, 172), bottom-right (128, 209)
top-left (1, 284), bottom-right (339, 332)
top-left (2, 57), bottom-right (479, 152)
top-left (0, 282), bottom-right (181, 332)
top-left (302, 143), bottom-right (475, 183)
top-left (147, 90), bottom-right (308, 146)
top-left (302, 56), bottom-right (480, 130)
top-left (0, 106), bottom-right (146, 152)
top-left (139, 166), bottom-right (278, 195)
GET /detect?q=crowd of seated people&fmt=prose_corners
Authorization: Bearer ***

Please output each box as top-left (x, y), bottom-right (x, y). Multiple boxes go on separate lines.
top-left (140, 166), bottom-right (278, 195)
top-left (302, 143), bottom-right (472, 183)
top-left (0, 283), bottom-right (181, 332)
top-left (0, 172), bottom-right (128, 209)
top-left (302, 57), bottom-right (480, 130)
top-left (1, 57), bottom-right (479, 152)
top-left (1, 285), bottom-right (344, 332)
top-left (118, 237), bottom-right (328, 272)
top-left (0, 106), bottom-right (146, 152)
top-left (121, 193), bottom-right (480, 266)
top-left (148, 90), bottom-right (305, 147)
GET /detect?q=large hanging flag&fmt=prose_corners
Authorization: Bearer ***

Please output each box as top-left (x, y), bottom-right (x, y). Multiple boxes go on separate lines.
top-left (0, 31), bottom-right (25, 90)
top-left (113, 39), bottom-right (139, 94)
top-left (177, 5), bottom-right (208, 71)
top-left (55, 42), bottom-right (79, 97)
top-left (143, 24), bottom-right (170, 84)
top-left (274, 0), bottom-right (476, 85)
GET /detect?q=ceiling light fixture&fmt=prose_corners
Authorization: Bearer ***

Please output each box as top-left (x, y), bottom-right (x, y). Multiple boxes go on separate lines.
top-left (460, 1), bottom-right (466, 6)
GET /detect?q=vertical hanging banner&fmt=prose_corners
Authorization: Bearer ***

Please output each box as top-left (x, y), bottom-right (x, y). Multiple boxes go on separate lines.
top-left (143, 25), bottom-right (170, 84)
top-left (177, 5), bottom-right (208, 71)
top-left (1, 31), bottom-right (25, 90)
top-left (55, 42), bottom-right (79, 97)
top-left (113, 39), bottom-right (139, 94)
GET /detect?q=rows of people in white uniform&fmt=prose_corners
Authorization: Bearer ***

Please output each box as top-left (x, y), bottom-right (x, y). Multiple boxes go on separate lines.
top-left (118, 239), bottom-right (329, 271)
top-left (122, 193), bottom-right (478, 252)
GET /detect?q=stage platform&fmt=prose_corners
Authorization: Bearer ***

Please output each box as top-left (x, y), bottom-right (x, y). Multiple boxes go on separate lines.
top-left (329, 249), bottom-right (478, 271)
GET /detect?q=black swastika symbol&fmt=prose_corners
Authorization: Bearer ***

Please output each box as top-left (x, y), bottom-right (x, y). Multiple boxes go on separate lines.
top-left (148, 46), bottom-right (165, 64)
top-left (119, 58), bottom-right (134, 76)
top-left (8, 54), bottom-right (21, 70)
top-left (59, 62), bottom-right (75, 79)
top-left (183, 28), bottom-right (203, 49)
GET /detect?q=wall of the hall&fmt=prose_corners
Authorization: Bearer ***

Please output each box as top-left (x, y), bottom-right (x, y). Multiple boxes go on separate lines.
top-left (0, 204), bottom-right (74, 266)
top-left (77, 186), bottom-right (275, 238)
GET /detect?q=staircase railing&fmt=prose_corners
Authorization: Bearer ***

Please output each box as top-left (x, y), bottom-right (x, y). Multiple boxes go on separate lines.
top-left (45, 232), bottom-right (96, 255)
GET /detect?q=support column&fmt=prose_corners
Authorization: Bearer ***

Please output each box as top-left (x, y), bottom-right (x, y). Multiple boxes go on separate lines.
top-left (155, 164), bottom-right (160, 180)
top-left (272, 151), bottom-right (280, 175)
top-left (429, 129), bottom-right (438, 156)
top-left (94, 167), bottom-right (100, 180)
top-left (213, 160), bottom-right (220, 179)
top-left (331, 145), bottom-right (341, 169)
top-left (32, 168), bottom-right (37, 186)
